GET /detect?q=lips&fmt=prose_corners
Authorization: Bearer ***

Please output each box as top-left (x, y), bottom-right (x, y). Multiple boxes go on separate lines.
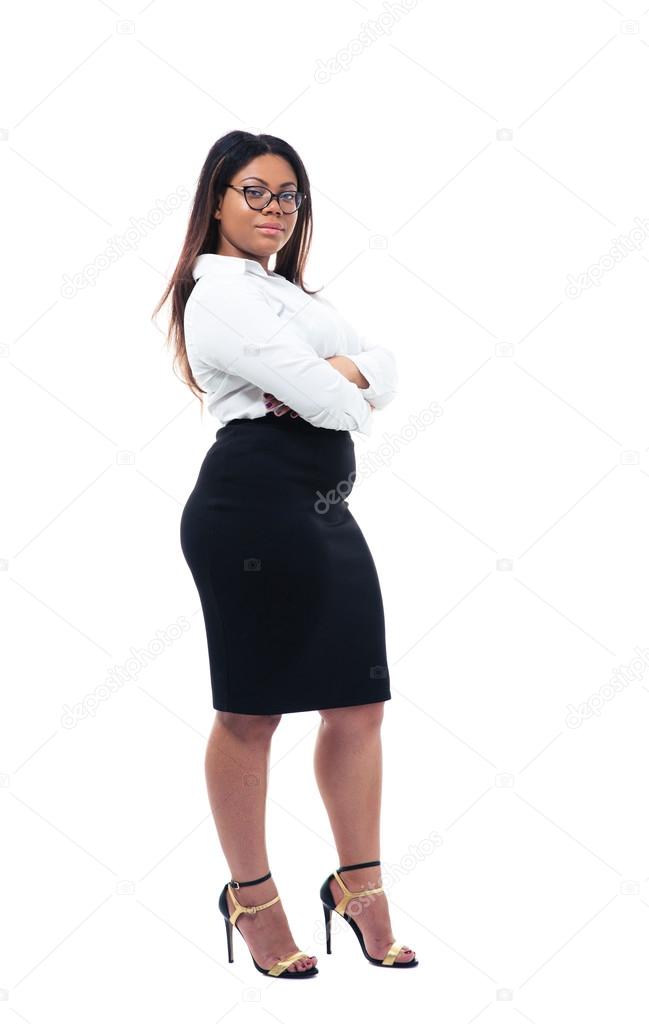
top-left (256, 224), bottom-right (284, 232)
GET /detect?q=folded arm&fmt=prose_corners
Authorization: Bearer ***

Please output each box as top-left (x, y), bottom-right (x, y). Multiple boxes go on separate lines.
top-left (185, 276), bottom-right (374, 435)
top-left (324, 355), bottom-right (375, 407)
top-left (312, 292), bottom-right (399, 410)
top-left (345, 337), bottom-right (398, 411)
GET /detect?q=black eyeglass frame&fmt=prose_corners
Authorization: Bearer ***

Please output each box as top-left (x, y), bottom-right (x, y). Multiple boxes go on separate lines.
top-left (224, 183), bottom-right (306, 214)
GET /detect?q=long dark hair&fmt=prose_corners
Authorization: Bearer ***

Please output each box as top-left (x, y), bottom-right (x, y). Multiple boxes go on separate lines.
top-left (151, 130), bottom-right (319, 406)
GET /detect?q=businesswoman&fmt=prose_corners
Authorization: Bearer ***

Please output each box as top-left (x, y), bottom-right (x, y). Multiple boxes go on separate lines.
top-left (152, 131), bottom-right (417, 979)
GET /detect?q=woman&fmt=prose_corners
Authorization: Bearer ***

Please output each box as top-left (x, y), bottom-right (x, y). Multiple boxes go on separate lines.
top-left (153, 131), bottom-right (417, 978)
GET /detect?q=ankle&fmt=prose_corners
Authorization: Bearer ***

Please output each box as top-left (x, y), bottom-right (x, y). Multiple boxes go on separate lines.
top-left (228, 875), bottom-right (278, 907)
top-left (336, 866), bottom-right (383, 892)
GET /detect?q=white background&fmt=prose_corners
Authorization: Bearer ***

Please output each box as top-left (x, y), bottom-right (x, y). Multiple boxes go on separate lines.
top-left (2, 0), bottom-right (649, 1019)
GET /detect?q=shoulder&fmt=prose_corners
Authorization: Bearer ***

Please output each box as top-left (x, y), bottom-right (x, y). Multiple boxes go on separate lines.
top-left (186, 263), bottom-right (266, 321)
top-left (184, 265), bottom-right (282, 363)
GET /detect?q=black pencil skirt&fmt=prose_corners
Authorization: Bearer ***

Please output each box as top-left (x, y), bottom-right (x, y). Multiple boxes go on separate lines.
top-left (179, 410), bottom-right (392, 715)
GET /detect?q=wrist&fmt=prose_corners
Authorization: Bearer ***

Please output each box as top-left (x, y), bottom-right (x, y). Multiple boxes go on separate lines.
top-left (325, 355), bottom-right (370, 389)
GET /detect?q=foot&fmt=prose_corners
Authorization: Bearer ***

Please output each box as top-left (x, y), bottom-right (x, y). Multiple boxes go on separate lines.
top-left (329, 868), bottom-right (416, 964)
top-left (226, 877), bottom-right (317, 974)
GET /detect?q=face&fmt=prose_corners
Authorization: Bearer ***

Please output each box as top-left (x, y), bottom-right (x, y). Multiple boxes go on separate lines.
top-left (214, 154), bottom-right (300, 271)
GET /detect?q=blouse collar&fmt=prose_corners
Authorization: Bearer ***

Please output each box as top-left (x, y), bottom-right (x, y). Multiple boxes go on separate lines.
top-left (192, 253), bottom-right (280, 281)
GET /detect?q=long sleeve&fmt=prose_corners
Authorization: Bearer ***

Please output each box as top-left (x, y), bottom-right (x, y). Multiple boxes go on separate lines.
top-left (346, 336), bottom-right (399, 411)
top-left (185, 274), bottom-right (373, 436)
top-left (312, 293), bottom-right (399, 412)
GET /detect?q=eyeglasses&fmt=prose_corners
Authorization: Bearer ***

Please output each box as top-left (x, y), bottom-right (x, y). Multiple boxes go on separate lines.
top-left (225, 184), bottom-right (306, 214)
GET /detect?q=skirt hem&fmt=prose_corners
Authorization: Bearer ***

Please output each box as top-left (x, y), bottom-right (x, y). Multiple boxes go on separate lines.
top-left (212, 692), bottom-right (392, 716)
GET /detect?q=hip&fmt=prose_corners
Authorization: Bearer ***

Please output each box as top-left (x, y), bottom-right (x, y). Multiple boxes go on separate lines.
top-left (188, 412), bottom-right (357, 506)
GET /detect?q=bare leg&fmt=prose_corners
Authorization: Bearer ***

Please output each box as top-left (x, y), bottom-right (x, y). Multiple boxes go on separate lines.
top-left (313, 702), bottom-right (415, 963)
top-left (206, 710), bottom-right (317, 972)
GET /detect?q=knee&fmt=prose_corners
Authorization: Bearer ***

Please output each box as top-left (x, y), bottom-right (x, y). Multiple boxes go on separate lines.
top-left (318, 701), bottom-right (385, 731)
top-left (216, 710), bottom-right (282, 740)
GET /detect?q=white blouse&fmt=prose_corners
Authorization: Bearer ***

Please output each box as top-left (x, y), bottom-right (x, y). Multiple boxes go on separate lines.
top-left (183, 253), bottom-right (398, 436)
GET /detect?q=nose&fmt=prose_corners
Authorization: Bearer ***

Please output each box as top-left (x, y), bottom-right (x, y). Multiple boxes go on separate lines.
top-left (264, 195), bottom-right (283, 214)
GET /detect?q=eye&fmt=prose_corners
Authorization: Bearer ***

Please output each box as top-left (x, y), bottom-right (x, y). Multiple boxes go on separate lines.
top-left (246, 188), bottom-right (265, 197)
top-left (279, 192), bottom-right (296, 200)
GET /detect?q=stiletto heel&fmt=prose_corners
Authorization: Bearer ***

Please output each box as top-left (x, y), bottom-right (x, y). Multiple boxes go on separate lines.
top-left (319, 859), bottom-right (419, 968)
top-left (323, 903), bottom-right (332, 954)
top-left (224, 916), bottom-right (234, 963)
top-left (218, 869), bottom-right (318, 979)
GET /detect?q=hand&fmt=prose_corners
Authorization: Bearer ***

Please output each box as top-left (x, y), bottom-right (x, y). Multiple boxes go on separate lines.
top-left (263, 392), bottom-right (300, 419)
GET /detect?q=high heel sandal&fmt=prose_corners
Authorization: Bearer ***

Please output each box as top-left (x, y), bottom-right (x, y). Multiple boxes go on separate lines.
top-left (218, 869), bottom-right (318, 979)
top-left (319, 859), bottom-right (419, 968)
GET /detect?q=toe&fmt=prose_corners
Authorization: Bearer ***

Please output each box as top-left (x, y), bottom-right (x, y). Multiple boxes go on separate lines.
top-left (289, 954), bottom-right (316, 972)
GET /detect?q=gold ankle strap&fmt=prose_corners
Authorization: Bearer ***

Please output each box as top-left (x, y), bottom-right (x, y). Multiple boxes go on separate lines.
top-left (332, 868), bottom-right (384, 916)
top-left (227, 883), bottom-right (281, 927)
